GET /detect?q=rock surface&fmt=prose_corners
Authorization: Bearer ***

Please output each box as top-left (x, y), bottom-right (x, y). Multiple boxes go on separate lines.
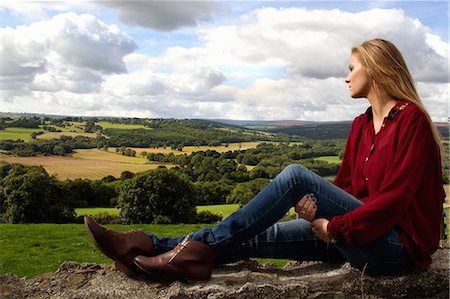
top-left (1, 244), bottom-right (448, 299)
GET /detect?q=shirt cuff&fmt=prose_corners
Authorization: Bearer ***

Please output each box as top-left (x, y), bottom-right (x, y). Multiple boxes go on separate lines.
top-left (327, 217), bottom-right (342, 242)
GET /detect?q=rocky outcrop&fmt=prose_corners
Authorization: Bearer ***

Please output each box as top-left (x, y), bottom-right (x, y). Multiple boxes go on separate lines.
top-left (1, 244), bottom-right (448, 299)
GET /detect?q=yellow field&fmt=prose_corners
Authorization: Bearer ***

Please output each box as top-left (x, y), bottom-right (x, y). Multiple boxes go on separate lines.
top-left (0, 153), bottom-right (173, 180)
top-left (72, 149), bottom-right (149, 164)
top-left (37, 132), bottom-right (98, 140)
top-left (118, 141), bottom-right (263, 156)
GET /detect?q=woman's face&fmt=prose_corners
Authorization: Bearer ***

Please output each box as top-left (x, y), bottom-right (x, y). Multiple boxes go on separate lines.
top-left (345, 54), bottom-right (370, 98)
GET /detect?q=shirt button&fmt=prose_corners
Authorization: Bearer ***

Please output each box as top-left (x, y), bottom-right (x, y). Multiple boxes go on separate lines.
top-left (365, 177), bottom-right (368, 181)
top-left (365, 157), bottom-right (369, 161)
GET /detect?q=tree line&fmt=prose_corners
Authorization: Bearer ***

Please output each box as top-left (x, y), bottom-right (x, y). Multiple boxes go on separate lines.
top-left (0, 141), bottom-right (346, 224)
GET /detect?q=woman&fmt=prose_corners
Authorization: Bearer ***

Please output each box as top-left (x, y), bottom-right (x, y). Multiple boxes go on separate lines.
top-left (85, 38), bottom-right (445, 281)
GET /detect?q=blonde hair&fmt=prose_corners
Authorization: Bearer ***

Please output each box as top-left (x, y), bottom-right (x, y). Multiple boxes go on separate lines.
top-left (352, 38), bottom-right (444, 159)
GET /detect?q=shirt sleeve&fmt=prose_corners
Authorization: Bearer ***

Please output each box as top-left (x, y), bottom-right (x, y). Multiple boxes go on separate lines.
top-left (328, 111), bottom-right (436, 246)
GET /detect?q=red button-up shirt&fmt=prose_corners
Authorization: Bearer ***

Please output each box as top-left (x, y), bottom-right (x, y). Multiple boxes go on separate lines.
top-left (328, 100), bottom-right (445, 270)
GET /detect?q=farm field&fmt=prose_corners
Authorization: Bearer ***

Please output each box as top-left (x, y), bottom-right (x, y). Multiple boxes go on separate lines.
top-left (314, 155), bottom-right (342, 164)
top-left (37, 132), bottom-right (97, 140)
top-left (0, 127), bottom-right (43, 141)
top-left (96, 121), bottom-right (152, 130)
top-left (116, 141), bottom-right (263, 156)
top-left (72, 148), bottom-right (151, 164)
top-left (0, 153), bottom-right (171, 180)
top-left (0, 142), bottom-right (264, 180)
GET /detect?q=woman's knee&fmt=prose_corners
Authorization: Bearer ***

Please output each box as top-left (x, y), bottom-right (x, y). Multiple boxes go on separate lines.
top-left (283, 164), bottom-right (309, 176)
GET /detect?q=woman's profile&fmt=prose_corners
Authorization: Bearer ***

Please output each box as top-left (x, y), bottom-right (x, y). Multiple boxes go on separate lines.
top-left (85, 38), bottom-right (445, 281)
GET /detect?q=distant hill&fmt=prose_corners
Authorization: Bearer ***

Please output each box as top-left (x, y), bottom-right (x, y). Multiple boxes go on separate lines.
top-left (211, 119), bottom-right (449, 140)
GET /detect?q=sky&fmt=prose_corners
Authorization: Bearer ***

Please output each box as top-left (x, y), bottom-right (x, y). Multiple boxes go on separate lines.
top-left (0, 1), bottom-right (448, 122)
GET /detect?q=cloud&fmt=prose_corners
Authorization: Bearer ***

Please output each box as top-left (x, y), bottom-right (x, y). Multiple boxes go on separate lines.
top-left (200, 8), bottom-right (448, 83)
top-left (97, 0), bottom-right (225, 31)
top-left (0, 12), bottom-right (136, 99)
top-left (1, 6), bottom-right (447, 122)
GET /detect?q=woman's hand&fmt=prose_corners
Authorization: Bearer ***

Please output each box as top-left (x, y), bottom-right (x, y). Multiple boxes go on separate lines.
top-left (310, 218), bottom-right (331, 242)
top-left (294, 193), bottom-right (317, 222)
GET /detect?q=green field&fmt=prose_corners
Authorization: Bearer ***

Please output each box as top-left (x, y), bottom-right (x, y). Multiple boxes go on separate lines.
top-left (0, 127), bottom-right (43, 141)
top-left (0, 222), bottom-right (290, 278)
top-left (1, 203), bottom-right (292, 278)
top-left (76, 207), bottom-right (121, 216)
top-left (0, 223), bottom-right (207, 278)
top-left (76, 204), bottom-right (241, 219)
top-left (96, 122), bottom-right (152, 130)
top-left (314, 156), bottom-right (342, 164)
top-left (196, 204), bottom-right (240, 218)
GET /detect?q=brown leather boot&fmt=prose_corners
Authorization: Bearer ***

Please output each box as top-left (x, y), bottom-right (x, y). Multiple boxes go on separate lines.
top-left (133, 236), bottom-right (218, 281)
top-left (84, 216), bottom-right (154, 277)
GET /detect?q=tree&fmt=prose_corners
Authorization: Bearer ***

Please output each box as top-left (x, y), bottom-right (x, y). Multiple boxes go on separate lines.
top-left (120, 170), bottom-right (134, 180)
top-left (226, 178), bottom-right (270, 205)
top-left (195, 180), bottom-right (234, 205)
top-left (118, 168), bottom-right (198, 224)
top-left (0, 164), bottom-right (75, 223)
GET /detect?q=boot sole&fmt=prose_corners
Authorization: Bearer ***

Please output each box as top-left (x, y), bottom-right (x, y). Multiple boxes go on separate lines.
top-left (84, 217), bottom-right (136, 277)
top-left (133, 259), bottom-right (211, 282)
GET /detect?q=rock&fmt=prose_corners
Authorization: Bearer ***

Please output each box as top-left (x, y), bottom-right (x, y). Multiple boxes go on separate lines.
top-left (1, 244), bottom-right (448, 299)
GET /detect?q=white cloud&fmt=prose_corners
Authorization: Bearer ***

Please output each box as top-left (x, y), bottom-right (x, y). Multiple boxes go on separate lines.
top-left (0, 12), bottom-right (136, 100)
top-left (200, 8), bottom-right (448, 83)
top-left (1, 6), bottom-right (448, 122)
top-left (96, 0), bottom-right (225, 31)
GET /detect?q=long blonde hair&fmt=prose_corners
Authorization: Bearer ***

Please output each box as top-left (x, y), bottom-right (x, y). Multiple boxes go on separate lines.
top-left (352, 38), bottom-right (444, 159)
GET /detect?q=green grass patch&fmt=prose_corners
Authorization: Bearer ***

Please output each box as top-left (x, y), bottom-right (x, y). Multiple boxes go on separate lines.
top-left (76, 204), bottom-right (241, 219)
top-left (76, 207), bottom-right (121, 216)
top-left (96, 121), bottom-right (152, 130)
top-left (196, 204), bottom-right (240, 219)
top-left (314, 155), bottom-right (342, 164)
top-left (0, 223), bottom-right (207, 278)
top-left (0, 222), bottom-right (290, 278)
top-left (2, 204), bottom-right (291, 277)
top-left (0, 127), bottom-right (43, 141)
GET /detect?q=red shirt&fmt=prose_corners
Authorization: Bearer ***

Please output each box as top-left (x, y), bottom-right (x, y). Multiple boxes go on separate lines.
top-left (328, 100), bottom-right (445, 270)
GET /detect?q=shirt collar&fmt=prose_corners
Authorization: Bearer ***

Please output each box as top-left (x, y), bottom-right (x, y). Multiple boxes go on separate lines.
top-left (364, 100), bottom-right (410, 120)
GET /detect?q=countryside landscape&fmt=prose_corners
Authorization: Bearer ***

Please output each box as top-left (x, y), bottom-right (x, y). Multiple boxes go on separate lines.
top-left (0, 113), bottom-right (449, 278)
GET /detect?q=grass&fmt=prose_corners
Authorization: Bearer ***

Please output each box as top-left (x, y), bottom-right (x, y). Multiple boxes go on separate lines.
top-left (0, 222), bottom-right (289, 278)
top-left (0, 223), bottom-right (207, 278)
top-left (0, 204), bottom-right (288, 278)
top-left (96, 122), bottom-right (152, 130)
top-left (196, 204), bottom-right (240, 219)
top-left (76, 207), bottom-right (121, 216)
top-left (76, 204), bottom-right (242, 219)
top-left (314, 156), bottom-right (342, 164)
top-left (0, 127), bottom-right (43, 141)
top-left (37, 132), bottom-right (97, 140)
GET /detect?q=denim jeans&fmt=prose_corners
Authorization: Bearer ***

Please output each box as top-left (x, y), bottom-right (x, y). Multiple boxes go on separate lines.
top-left (147, 164), bottom-right (413, 274)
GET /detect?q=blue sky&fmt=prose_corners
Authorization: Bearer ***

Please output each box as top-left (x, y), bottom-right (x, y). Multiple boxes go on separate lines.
top-left (1, 1), bottom-right (448, 121)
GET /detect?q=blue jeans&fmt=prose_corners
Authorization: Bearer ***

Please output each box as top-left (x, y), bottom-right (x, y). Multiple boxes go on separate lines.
top-left (147, 164), bottom-right (413, 274)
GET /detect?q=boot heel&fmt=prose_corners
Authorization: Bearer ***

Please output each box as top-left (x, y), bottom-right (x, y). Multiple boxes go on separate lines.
top-left (115, 261), bottom-right (135, 277)
top-left (187, 262), bottom-right (213, 281)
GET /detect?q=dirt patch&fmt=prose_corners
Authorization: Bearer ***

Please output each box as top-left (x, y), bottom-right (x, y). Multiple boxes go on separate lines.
top-left (1, 244), bottom-right (448, 299)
